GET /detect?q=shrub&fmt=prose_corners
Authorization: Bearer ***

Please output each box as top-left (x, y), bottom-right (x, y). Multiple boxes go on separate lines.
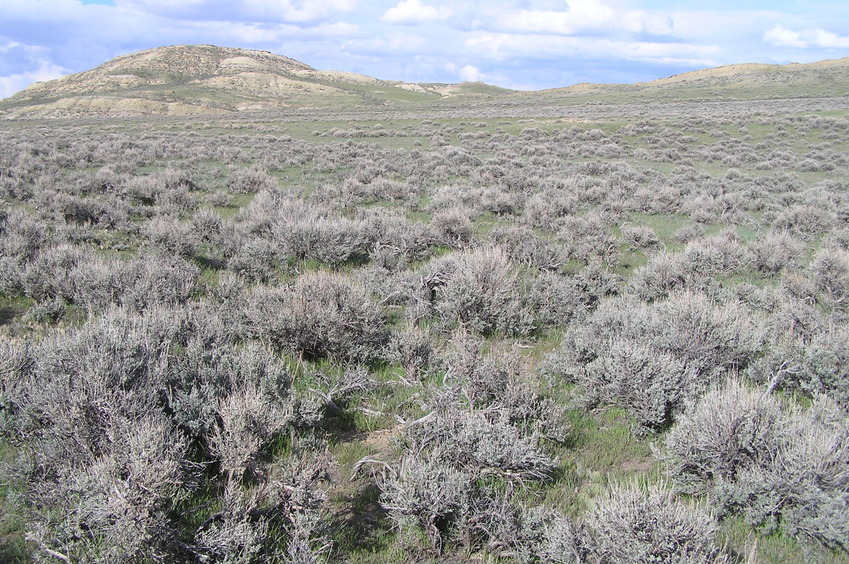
top-left (24, 413), bottom-right (196, 563)
top-left (280, 216), bottom-right (367, 267)
top-left (504, 506), bottom-right (583, 564)
top-left (447, 333), bottom-right (569, 442)
top-left (430, 247), bottom-right (533, 336)
top-left (584, 338), bottom-right (696, 432)
top-left (209, 382), bottom-right (294, 481)
top-left (0, 301), bottom-right (329, 562)
top-left (1, 307), bottom-right (196, 561)
top-left (143, 216), bottom-right (197, 258)
top-left (227, 235), bottom-right (279, 283)
top-left (380, 454), bottom-right (471, 553)
top-left (749, 230), bottom-right (806, 275)
top-left (431, 207), bottom-right (473, 248)
top-left (192, 484), bottom-right (272, 563)
top-left (359, 208), bottom-right (439, 263)
top-left (385, 322), bottom-right (436, 381)
top-left (525, 271), bottom-right (596, 328)
top-left (48, 192), bottom-right (118, 226)
top-left (554, 292), bottom-right (763, 429)
top-left (557, 213), bottom-right (619, 266)
top-left (748, 324), bottom-right (849, 408)
top-left (194, 449), bottom-right (332, 563)
top-left (661, 378), bottom-right (785, 494)
top-left (792, 326), bottom-right (849, 406)
top-left (190, 207), bottom-right (223, 243)
top-left (620, 223), bottom-right (659, 250)
top-left (0, 255), bottom-right (23, 297)
top-left (378, 404), bottom-right (556, 553)
top-left (662, 378), bottom-right (849, 554)
top-left (719, 396), bottom-right (849, 553)
top-left (0, 208), bottom-right (51, 260)
top-left (489, 226), bottom-right (564, 272)
top-left (773, 204), bottom-right (835, 239)
top-left (674, 222), bottom-right (705, 243)
top-left (810, 246), bottom-right (849, 309)
top-left (227, 165), bottom-right (277, 194)
top-left (627, 251), bottom-right (689, 302)
top-left (522, 190), bottom-right (577, 229)
top-left (584, 482), bottom-right (731, 564)
top-left (243, 270), bottom-right (387, 363)
top-left (165, 330), bottom-right (301, 437)
top-left (21, 243), bottom-right (90, 302)
top-left (70, 253), bottom-right (199, 312)
top-left (400, 407), bottom-right (555, 485)
top-left (682, 232), bottom-right (749, 277)
top-left (648, 292), bottom-right (763, 378)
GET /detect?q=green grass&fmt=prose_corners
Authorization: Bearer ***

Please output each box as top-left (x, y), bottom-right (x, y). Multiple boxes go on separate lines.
top-left (541, 403), bottom-right (659, 517)
top-left (718, 517), bottom-right (849, 564)
top-left (628, 213), bottom-right (693, 250)
top-left (0, 443), bottom-right (29, 563)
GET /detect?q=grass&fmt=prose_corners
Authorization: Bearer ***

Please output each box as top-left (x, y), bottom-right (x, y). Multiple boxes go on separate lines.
top-left (0, 443), bottom-right (28, 563)
top-left (718, 517), bottom-right (849, 564)
top-left (326, 421), bottom-right (399, 561)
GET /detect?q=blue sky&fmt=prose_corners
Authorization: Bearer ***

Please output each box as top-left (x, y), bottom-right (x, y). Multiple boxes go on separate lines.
top-left (2, 0), bottom-right (848, 97)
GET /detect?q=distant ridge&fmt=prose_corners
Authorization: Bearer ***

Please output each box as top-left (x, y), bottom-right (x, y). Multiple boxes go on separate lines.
top-left (0, 44), bottom-right (514, 118)
top-left (2, 45), bottom-right (848, 118)
top-left (526, 57), bottom-right (849, 104)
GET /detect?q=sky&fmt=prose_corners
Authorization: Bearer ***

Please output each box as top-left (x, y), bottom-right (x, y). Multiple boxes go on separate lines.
top-left (1, 0), bottom-right (849, 98)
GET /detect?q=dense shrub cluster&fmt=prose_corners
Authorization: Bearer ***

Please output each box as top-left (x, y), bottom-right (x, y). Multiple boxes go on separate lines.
top-left (378, 407), bottom-right (555, 552)
top-left (552, 291), bottom-right (763, 431)
top-left (242, 270), bottom-right (388, 363)
top-left (584, 483), bottom-right (731, 564)
top-left (426, 247), bottom-right (533, 336)
top-left (0, 304), bottom-right (332, 562)
top-left (663, 378), bottom-right (849, 553)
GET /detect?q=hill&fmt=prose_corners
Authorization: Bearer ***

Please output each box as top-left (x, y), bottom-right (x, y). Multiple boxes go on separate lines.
top-left (0, 44), bottom-right (514, 118)
top-left (1, 44), bottom-right (848, 118)
top-left (516, 57), bottom-right (849, 106)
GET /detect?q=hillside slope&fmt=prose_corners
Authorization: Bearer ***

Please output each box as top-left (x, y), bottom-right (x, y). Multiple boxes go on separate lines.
top-left (2, 45), bottom-right (848, 118)
top-left (524, 57), bottom-right (849, 104)
top-left (0, 45), bottom-right (514, 118)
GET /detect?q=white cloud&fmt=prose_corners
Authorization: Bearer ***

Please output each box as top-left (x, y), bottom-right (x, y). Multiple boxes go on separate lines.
top-left (466, 30), bottom-right (720, 67)
top-left (444, 61), bottom-right (485, 82)
top-left (764, 25), bottom-right (849, 49)
top-left (245, 0), bottom-right (358, 23)
top-left (312, 22), bottom-right (360, 36)
top-left (493, 0), bottom-right (672, 36)
top-left (348, 33), bottom-right (427, 54)
top-left (624, 10), bottom-right (674, 35)
top-left (763, 25), bottom-right (807, 48)
top-left (381, 0), bottom-right (452, 24)
top-left (117, 0), bottom-right (358, 23)
top-left (811, 29), bottom-right (849, 48)
top-left (0, 60), bottom-right (68, 98)
top-left (459, 64), bottom-right (481, 81)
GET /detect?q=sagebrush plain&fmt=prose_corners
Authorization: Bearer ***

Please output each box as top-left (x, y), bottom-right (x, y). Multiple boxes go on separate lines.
top-left (1, 46), bottom-right (849, 563)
